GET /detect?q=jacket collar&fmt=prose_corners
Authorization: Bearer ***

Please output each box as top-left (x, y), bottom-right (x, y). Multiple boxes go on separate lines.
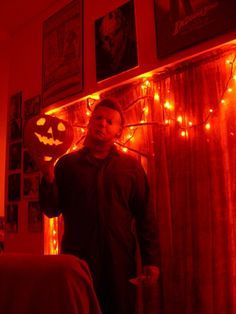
top-left (81, 144), bottom-right (120, 158)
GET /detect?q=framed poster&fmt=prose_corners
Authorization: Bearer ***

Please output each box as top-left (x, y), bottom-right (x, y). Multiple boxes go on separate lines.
top-left (95, 0), bottom-right (138, 81)
top-left (23, 174), bottom-right (40, 199)
top-left (9, 92), bottom-right (22, 120)
top-left (154, 0), bottom-right (236, 57)
top-left (8, 173), bottom-right (21, 201)
top-left (9, 118), bottom-right (22, 142)
top-left (9, 142), bottom-right (22, 170)
top-left (28, 201), bottom-right (43, 232)
top-left (42, 0), bottom-right (83, 108)
top-left (5, 204), bottom-right (18, 233)
top-left (23, 150), bottom-right (39, 173)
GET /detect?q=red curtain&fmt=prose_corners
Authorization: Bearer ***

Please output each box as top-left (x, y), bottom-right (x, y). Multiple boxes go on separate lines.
top-left (151, 44), bottom-right (236, 314)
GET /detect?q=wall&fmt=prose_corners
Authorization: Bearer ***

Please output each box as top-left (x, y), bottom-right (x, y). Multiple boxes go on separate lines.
top-left (6, 0), bottom-right (236, 109)
top-left (4, 0), bottom-right (69, 253)
top-left (3, 0), bottom-right (236, 253)
top-left (0, 35), bottom-right (10, 217)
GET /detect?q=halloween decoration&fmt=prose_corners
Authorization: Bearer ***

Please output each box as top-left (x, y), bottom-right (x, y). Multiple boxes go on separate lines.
top-left (24, 114), bottom-right (74, 162)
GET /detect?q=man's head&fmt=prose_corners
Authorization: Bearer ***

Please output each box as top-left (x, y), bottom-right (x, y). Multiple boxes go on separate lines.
top-left (86, 98), bottom-right (124, 145)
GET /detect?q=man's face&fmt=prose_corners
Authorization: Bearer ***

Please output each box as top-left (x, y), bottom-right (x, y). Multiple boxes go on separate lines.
top-left (87, 106), bottom-right (122, 144)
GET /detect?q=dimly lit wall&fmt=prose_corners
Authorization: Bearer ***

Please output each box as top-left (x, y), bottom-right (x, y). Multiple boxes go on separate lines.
top-left (0, 36), bottom-right (9, 217)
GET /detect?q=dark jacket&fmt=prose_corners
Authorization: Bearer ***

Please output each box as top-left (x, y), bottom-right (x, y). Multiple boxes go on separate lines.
top-left (40, 145), bottom-right (159, 286)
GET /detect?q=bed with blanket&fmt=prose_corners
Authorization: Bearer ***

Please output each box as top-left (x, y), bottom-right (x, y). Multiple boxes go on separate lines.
top-left (0, 254), bottom-right (101, 314)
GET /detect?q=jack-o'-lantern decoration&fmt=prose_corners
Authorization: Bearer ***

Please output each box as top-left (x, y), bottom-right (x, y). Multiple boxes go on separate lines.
top-left (24, 114), bottom-right (74, 161)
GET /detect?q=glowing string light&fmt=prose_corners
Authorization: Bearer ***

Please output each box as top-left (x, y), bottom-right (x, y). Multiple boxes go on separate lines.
top-left (205, 123), bottom-right (211, 130)
top-left (177, 116), bottom-right (183, 124)
top-left (154, 93), bottom-right (160, 101)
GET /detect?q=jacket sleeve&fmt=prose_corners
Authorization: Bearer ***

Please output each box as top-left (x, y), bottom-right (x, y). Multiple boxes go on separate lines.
top-left (39, 176), bottom-right (62, 218)
top-left (132, 162), bottom-right (160, 266)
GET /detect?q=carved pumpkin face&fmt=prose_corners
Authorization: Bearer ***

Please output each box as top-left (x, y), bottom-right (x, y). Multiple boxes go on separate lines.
top-left (24, 114), bottom-right (74, 161)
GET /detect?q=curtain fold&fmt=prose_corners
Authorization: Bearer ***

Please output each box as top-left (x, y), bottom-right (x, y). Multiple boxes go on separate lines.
top-left (152, 45), bottom-right (236, 314)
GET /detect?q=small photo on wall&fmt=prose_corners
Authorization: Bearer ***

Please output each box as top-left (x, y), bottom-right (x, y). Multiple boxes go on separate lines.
top-left (9, 92), bottom-right (22, 120)
top-left (23, 174), bottom-right (40, 198)
top-left (9, 118), bottom-right (22, 141)
top-left (8, 173), bottom-right (21, 201)
top-left (23, 150), bottom-right (39, 173)
top-left (28, 201), bottom-right (43, 232)
top-left (95, 0), bottom-right (138, 81)
top-left (24, 95), bottom-right (41, 120)
top-left (9, 142), bottom-right (22, 170)
top-left (5, 203), bottom-right (18, 233)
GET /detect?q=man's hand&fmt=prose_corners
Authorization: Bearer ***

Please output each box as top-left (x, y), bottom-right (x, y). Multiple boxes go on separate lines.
top-left (33, 156), bottom-right (56, 183)
top-left (41, 161), bottom-right (55, 183)
top-left (129, 265), bottom-right (160, 286)
top-left (142, 265), bottom-right (160, 285)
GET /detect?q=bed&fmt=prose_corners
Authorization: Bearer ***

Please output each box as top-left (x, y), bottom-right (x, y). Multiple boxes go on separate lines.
top-left (0, 254), bottom-right (102, 314)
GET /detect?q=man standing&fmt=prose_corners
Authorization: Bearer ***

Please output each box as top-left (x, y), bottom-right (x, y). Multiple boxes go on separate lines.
top-left (39, 98), bottom-right (159, 314)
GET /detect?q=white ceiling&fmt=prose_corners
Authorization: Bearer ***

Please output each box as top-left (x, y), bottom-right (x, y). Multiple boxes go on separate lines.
top-left (0, 0), bottom-right (58, 39)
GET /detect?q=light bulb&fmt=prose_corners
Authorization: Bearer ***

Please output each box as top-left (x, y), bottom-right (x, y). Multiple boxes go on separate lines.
top-left (164, 101), bottom-right (173, 110)
top-left (205, 123), bottom-right (211, 130)
top-left (154, 93), bottom-right (160, 101)
top-left (177, 116), bottom-right (183, 123)
top-left (144, 80), bottom-right (151, 87)
top-left (180, 130), bottom-right (188, 137)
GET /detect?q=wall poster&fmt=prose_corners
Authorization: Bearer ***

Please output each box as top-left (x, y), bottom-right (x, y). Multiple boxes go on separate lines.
top-left (42, 0), bottom-right (83, 107)
top-left (154, 0), bottom-right (236, 57)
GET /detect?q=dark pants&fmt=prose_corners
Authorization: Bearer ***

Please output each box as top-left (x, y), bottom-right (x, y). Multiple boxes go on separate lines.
top-left (96, 261), bottom-right (136, 314)
top-left (62, 243), bottom-right (137, 313)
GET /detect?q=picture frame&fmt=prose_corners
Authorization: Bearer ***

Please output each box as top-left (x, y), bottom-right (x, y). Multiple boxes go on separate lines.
top-left (95, 0), bottom-right (138, 81)
top-left (42, 0), bottom-right (83, 108)
top-left (28, 201), bottom-right (43, 232)
top-left (24, 95), bottom-right (40, 120)
top-left (9, 92), bottom-right (22, 120)
top-left (23, 150), bottom-right (39, 173)
top-left (8, 173), bottom-right (21, 201)
top-left (154, 0), bottom-right (236, 57)
top-left (5, 204), bottom-right (18, 233)
top-left (9, 142), bottom-right (22, 170)
top-left (9, 118), bottom-right (22, 142)
top-left (23, 174), bottom-right (40, 199)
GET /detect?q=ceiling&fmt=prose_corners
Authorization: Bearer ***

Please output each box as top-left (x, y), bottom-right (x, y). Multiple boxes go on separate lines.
top-left (0, 0), bottom-right (58, 39)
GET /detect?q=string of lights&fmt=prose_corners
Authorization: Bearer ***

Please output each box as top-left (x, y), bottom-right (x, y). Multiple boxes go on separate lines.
top-left (72, 54), bottom-right (235, 153)
top-left (45, 52), bottom-right (236, 255)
